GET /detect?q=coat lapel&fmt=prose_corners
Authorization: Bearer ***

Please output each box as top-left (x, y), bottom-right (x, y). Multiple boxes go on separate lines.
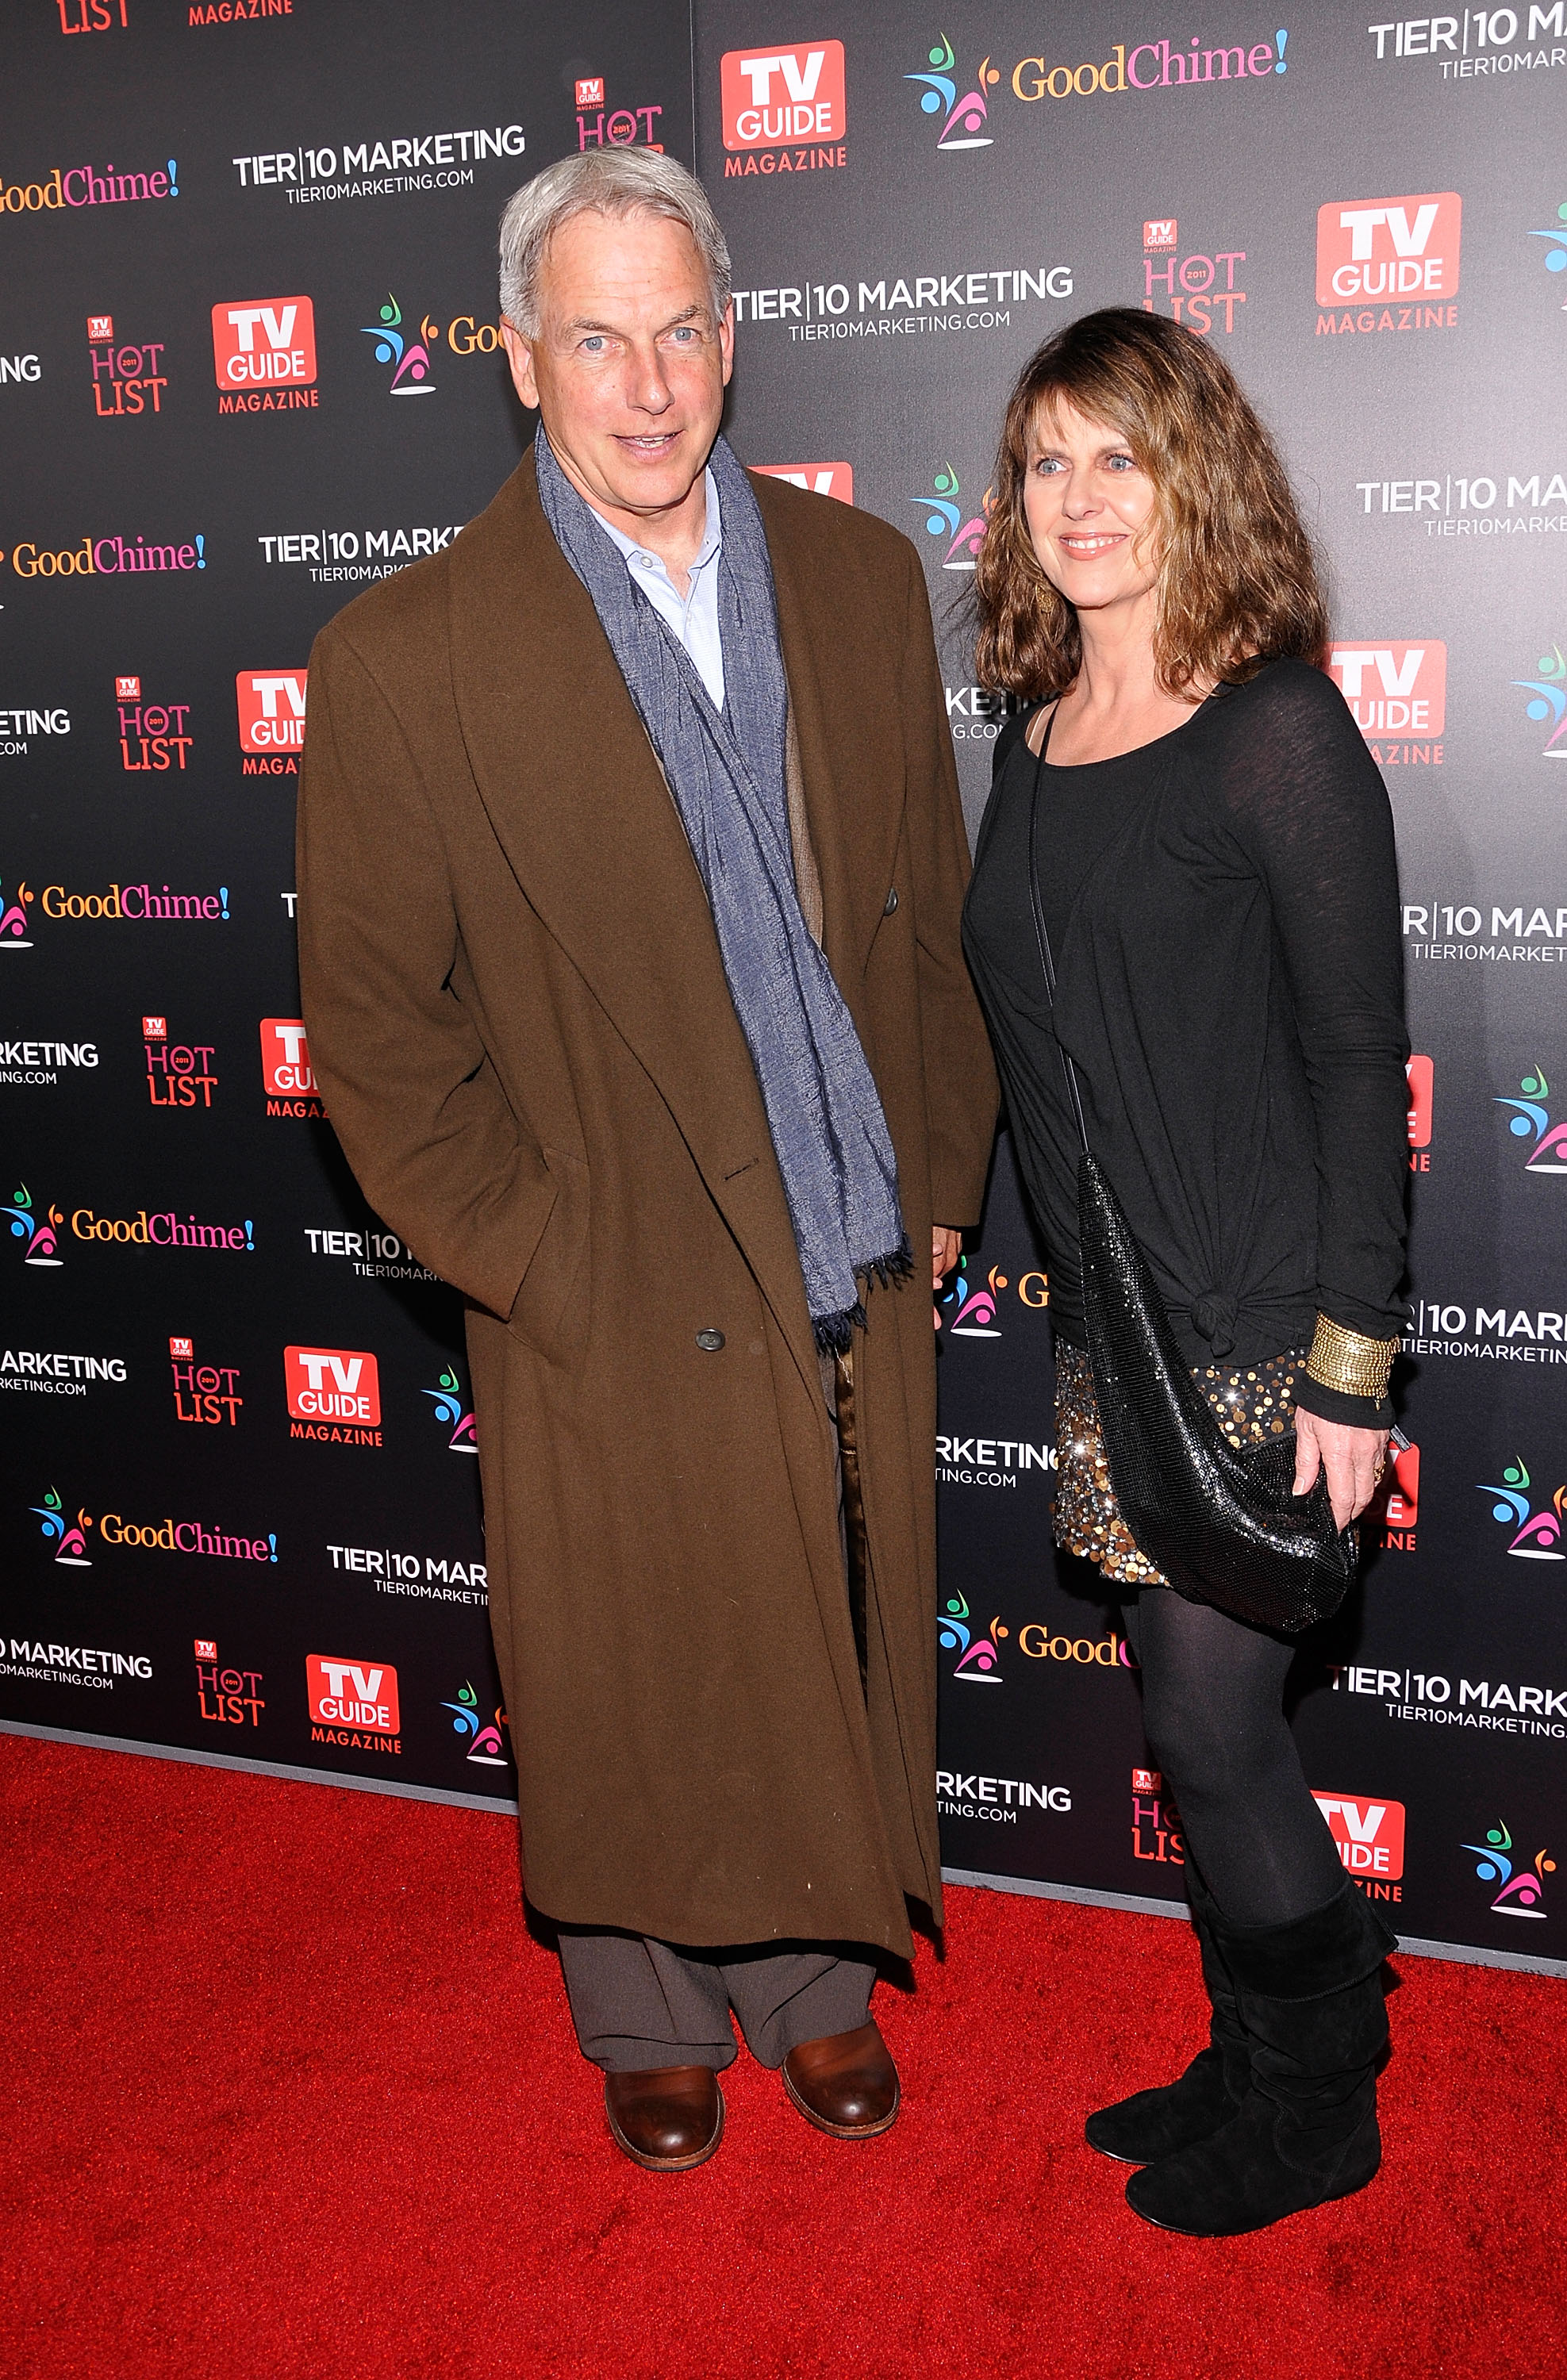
top-left (758, 473), bottom-right (906, 986)
top-left (447, 452), bottom-right (821, 1397)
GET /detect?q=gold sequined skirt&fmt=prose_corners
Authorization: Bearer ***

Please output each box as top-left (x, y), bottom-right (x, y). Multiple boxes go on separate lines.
top-left (1053, 1340), bottom-right (1307, 1587)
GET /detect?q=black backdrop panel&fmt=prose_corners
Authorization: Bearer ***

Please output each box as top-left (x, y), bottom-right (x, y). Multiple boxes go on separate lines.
top-left (6, 0), bottom-right (1564, 1967)
top-left (2, 0), bottom-right (693, 1811)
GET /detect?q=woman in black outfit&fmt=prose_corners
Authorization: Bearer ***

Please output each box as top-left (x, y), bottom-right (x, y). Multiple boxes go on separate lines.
top-left (962, 310), bottom-right (1408, 2237)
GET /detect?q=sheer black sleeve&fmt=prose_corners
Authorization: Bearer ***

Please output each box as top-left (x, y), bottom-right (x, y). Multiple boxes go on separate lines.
top-left (1212, 663), bottom-right (1409, 1428)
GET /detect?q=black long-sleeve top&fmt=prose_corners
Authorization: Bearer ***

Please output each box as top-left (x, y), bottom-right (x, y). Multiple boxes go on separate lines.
top-left (962, 660), bottom-right (1409, 1429)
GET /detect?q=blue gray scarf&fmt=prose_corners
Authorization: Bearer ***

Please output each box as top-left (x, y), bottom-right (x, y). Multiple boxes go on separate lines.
top-left (535, 427), bottom-right (907, 1350)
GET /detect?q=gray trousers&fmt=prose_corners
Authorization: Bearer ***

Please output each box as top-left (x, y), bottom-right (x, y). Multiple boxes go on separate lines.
top-left (558, 1929), bottom-right (876, 2073)
top-left (559, 1351), bottom-right (877, 2075)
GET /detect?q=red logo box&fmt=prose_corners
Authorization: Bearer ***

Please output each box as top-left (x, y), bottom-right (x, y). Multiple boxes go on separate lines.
top-left (1315, 194), bottom-right (1461, 304)
top-left (1406, 1055), bottom-right (1434, 1150)
top-left (284, 1345), bottom-right (380, 1426)
top-left (305, 1654), bottom-right (399, 1733)
top-left (116, 674), bottom-right (140, 700)
top-left (751, 461), bottom-right (854, 504)
top-left (260, 1018), bottom-right (316, 1098)
top-left (1327, 641), bottom-right (1446, 737)
top-left (236, 669), bottom-right (306, 753)
top-left (721, 41), bottom-right (845, 148)
top-left (169, 1336), bottom-right (194, 1359)
top-left (1384, 1440), bottom-right (1419, 1530)
top-left (210, 297), bottom-right (317, 390)
top-left (1143, 218), bottom-right (1177, 250)
top-left (87, 315), bottom-right (113, 342)
top-left (1312, 1792), bottom-right (1405, 1880)
top-left (575, 75), bottom-right (604, 106)
top-left (143, 1015), bottom-right (167, 1040)
top-left (194, 1638), bottom-right (217, 1660)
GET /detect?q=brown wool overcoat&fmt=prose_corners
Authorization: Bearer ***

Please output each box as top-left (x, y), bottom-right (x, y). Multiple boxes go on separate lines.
top-left (296, 451), bottom-right (998, 1954)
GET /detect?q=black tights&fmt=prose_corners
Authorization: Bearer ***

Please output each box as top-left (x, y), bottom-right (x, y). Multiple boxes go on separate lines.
top-left (1121, 1588), bottom-right (1346, 1929)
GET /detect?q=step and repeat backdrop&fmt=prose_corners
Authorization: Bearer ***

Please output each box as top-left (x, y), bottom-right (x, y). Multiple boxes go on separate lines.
top-left (4, 0), bottom-right (1564, 1969)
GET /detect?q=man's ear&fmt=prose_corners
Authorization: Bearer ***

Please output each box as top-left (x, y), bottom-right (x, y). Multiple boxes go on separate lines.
top-left (499, 319), bottom-right (540, 411)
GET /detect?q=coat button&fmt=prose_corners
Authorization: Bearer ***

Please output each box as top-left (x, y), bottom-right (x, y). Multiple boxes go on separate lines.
top-left (695, 1328), bottom-right (726, 1353)
top-left (883, 887), bottom-right (899, 915)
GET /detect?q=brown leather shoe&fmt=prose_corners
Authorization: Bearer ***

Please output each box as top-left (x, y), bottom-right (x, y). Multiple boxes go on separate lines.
top-left (782, 2021), bottom-right (900, 2139)
top-left (604, 2066), bottom-right (724, 2171)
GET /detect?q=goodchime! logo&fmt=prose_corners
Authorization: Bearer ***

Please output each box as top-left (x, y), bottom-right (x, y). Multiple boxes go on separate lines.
top-left (440, 1680), bottom-right (509, 1764)
top-left (1527, 202), bottom-right (1567, 301)
top-left (1, 881), bottom-right (36, 946)
top-left (1493, 1067), bottom-right (1567, 1171)
top-left (423, 1365), bottom-right (477, 1453)
top-left (6, 1185), bottom-right (63, 1264)
top-left (1513, 640), bottom-right (1567, 757)
top-left (29, 1485), bottom-right (92, 1564)
top-left (910, 464), bottom-right (990, 570)
top-left (904, 34), bottom-right (1000, 149)
top-left (938, 1591), bottom-right (1008, 1680)
top-left (360, 295), bottom-right (436, 394)
top-left (1462, 1823), bottom-right (1554, 1918)
top-left (939, 1257), bottom-right (1005, 1335)
top-left (1477, 1459), bottom-right (1565, 1558)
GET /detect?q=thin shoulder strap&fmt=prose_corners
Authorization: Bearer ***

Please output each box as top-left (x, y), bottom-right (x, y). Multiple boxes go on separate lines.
top-left (1024, 704), bottom-right (1092, 1157)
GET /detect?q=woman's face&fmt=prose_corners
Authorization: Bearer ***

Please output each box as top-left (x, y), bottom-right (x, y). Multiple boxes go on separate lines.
top-left (1022, 398), bottom-right (1162, 620)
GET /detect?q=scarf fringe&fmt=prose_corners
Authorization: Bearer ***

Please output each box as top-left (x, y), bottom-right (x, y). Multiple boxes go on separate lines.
top-left (811, 1238), bottom-right (916, 1353)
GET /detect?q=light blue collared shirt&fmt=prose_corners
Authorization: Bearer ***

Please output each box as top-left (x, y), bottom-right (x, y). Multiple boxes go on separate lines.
top-left (589, 467), bottom-right (725, 709)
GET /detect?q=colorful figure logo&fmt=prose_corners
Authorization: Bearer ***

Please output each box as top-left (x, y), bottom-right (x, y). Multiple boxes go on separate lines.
top-left (1512, 641), bottom-right (1567, 758)
top-left (938, 1589), bottom-right (1008, 1680)
top-left (1, 879), bottom-right (34, 947)
top-left (423, 1365), bottom-right (478, 1452)
top-left (910, 464), bottom-right (991, 570)
top-left (31, 1487), bottom-right (93, 1565)
top-left (1477, 1459), bottom-right (1567, 1559)
top-left (441, 1680), bottom-right (509, 1764)
top-left (5, 1185), bottom-right (63, 1266)
top-left (1493, 1067), bottom-right (1567, 1172)
top-left (1462, 1822), bottom-right (1555, 1918)
top-left (905, 35), bottom-right (1000, 150)
top-left (1526, 201), bottom-right (1567, 290)
top-left (938, 1257), bottom-right (1007, 1337)
top-left (361, 294), bottom-right (436, 394)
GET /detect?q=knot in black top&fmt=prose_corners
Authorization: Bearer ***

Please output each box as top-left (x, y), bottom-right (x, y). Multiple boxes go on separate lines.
top-left (1190, 1292), bottom-right (1239, 1357)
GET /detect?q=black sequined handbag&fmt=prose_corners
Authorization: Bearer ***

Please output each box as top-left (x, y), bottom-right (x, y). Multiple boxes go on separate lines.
top-left (1026, 728), bottom-right (1356, 1634)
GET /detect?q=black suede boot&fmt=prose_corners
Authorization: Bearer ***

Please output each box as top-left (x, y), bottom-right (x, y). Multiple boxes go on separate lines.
top-left (1085, 1864), bottom-right (1250, 2164)
top-left (1127, 1881), bottom-right (1396, 2237)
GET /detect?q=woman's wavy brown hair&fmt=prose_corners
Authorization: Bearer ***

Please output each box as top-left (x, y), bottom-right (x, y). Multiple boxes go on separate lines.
top-left (973, 308), bottom-right (1327, 701)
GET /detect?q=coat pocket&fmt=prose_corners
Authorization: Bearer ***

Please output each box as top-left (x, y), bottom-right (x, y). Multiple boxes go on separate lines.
top-left (506, 1143), bottom-right (591, 1367)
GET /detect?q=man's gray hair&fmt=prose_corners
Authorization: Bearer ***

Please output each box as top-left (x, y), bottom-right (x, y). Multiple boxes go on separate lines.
top-left (498, 150), bottom-right (732, 336)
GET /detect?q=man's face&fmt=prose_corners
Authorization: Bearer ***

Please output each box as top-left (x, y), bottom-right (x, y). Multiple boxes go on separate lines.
top-left (501, 208), bottom-right (733, 524)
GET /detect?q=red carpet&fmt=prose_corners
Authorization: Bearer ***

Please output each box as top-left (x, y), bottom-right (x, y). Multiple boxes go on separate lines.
top-left (1, 1733), bottom-right (1559, 2380)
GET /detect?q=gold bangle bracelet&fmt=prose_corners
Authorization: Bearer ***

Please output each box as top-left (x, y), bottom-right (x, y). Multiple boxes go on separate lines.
top-left (1304, 1315), bottom-right (1399, 1403)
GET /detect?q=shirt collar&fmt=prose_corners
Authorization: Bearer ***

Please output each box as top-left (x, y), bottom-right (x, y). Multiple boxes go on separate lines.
top-left (589, 466), bottom-right (722, 582)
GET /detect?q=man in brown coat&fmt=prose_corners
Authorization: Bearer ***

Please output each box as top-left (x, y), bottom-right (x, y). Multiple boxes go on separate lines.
top-left (298, 149), bottom-right (997, 2171)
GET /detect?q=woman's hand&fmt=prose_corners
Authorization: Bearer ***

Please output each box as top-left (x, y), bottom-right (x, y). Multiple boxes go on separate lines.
top-left (1292, 1407), bottom-right (1389, 1530)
